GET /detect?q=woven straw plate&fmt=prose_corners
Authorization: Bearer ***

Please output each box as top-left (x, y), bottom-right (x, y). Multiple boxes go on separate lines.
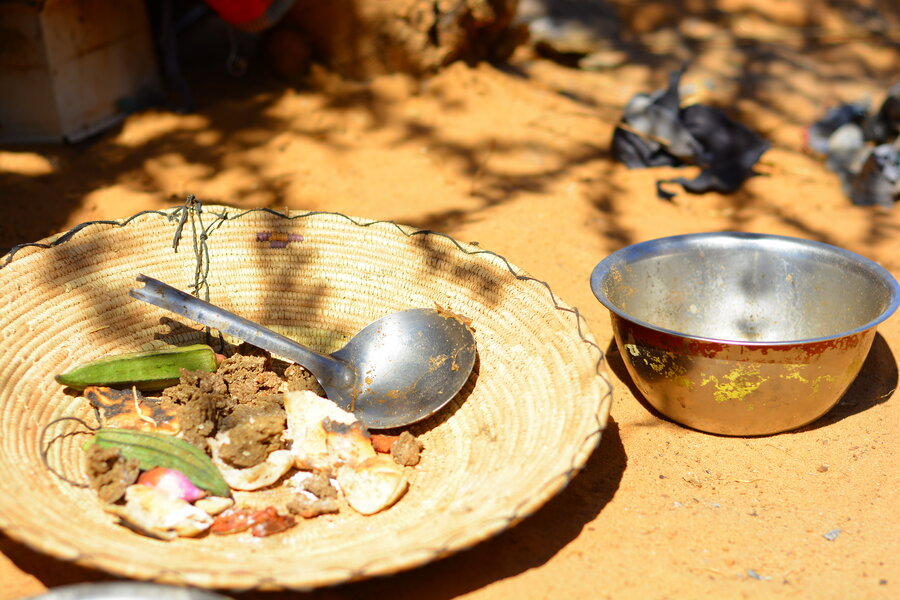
top-left (0, 203), bottom-right (612, 591)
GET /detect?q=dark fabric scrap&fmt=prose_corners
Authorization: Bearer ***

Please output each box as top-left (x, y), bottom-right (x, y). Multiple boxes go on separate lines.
top-left (864, 82), bottom-right (900, 144)
top-left (611, 66), bottom-right (770, 200)
top-left (611, 66), bottom-right (700, 169)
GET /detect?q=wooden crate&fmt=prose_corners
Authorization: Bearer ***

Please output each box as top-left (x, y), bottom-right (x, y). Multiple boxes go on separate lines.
top-left (0, 0), bottom-right (162, 143)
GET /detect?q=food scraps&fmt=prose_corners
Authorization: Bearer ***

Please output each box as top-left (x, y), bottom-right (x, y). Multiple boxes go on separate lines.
top-left (216, 398), bottom-right (286, 468)
top-left (286, 471), bottom-right (341, 518)
top-left (211, 506), bottom-right (297, 537)
top-left (85, 386), bottom-right (179, 434)
top-left (370, 432), bottom-right (424, 466)
top-left (84, 427), bottom-right (231, 498)
top-left (390, 431), bottom-right (424, 467)
top-left (207, 442), bottom-right (295, 491)
top-left (287, 494), bottom-right (341, 519)
top-left (60, 346), bottom-right (425, 541)
top-left (337, 455), bottom-right (409, 516)
top-left (194, 495), bottom-right (234, 516)
top-left (106, 484), bottom-right (213, 540)
top-left (85, 445), bottom-right (141, 504)
top-left (370, 433), bottom-right (398, 453)
top-left (138, 467), bottom-right (206, 502)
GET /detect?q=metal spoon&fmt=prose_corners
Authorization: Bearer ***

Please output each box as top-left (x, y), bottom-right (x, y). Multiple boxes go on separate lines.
top-left (129, 274), bottom-right (476, 429)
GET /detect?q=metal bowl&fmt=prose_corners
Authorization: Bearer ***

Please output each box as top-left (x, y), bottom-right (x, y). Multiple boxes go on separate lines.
top-left (590, 232), bottom-right (900, 435)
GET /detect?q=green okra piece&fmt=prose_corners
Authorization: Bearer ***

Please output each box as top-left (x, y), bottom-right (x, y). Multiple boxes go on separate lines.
top-left (83, 428), bottom-right (231, 498)
top-left (55, 344), bottom-right (218, 391)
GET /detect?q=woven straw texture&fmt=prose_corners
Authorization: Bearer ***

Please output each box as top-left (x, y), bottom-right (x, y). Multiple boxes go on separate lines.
top-left (0, 204), bottom-right (612, 591)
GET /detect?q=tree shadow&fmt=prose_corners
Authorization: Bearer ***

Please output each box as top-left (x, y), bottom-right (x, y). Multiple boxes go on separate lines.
top-left (604, 338), bottom-right (673, 425)
top-left (2, 1), bottom-right (898, 256)
top-left (799, 332), bottom-right (897, 430)
top-left (528, 1), bottom-right (900, 257)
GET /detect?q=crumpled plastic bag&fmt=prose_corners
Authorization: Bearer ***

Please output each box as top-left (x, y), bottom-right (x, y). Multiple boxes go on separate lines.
top-left (611, 65), bottom-right (770, 200)
top-left (807, 82), bottom-right (900, 208)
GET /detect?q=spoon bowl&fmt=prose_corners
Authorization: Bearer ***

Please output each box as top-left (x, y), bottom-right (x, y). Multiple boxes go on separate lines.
top-left (130, 275), bottom-right (477, 428)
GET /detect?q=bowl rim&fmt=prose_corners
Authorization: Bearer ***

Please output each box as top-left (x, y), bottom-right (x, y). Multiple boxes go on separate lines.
top-left (590, 231), bottom-right (900, 346)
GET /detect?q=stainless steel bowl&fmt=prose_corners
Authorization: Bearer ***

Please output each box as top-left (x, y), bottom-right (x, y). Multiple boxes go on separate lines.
top-left (590, 232), bottom-right (900, 435)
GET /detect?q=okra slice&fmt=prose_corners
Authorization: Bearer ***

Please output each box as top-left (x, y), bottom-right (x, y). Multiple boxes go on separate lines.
top-left (56, 344), bottom-right (218, 391)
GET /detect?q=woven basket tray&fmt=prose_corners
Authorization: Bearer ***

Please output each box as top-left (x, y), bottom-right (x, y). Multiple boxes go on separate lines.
top-left (0, 204), bottom-right (612, 591)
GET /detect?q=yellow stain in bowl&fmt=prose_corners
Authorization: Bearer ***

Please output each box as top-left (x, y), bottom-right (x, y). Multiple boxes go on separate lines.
top-left (627, 344), bottom-right (695, 390)
top-left (780, 365), bottom-right (837, 393)
top-left (702, 364), bottom-right (767, 406)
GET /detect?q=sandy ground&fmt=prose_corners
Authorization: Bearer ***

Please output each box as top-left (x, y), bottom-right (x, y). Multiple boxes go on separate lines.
top-left (1, 1), bottom-right (899, 598)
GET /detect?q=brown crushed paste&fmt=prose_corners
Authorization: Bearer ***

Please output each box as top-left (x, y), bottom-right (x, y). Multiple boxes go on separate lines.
top-left (211, 355), bottom-right (310, 466)
top-left (160, 371), bottom-right (222, 452)
top-left (390, 431), bottom-right (424, 467)
top-left (217, 396), bottom-right (287, 468)
top-left (84, 445), bottom-right (141, 503)
top-left (284, 363), bottom-right (326, 395)
top-left (160, 353), bottom-right (305, 459)
top-left (301, 471), bottom-right (339, 499)
top-left (216, 353), bottom-right (282, 402)
top-left (287, 471), bottom-right (341, 518)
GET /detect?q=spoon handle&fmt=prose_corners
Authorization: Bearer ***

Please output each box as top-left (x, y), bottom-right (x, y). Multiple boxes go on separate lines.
top-left (129, 274), bottom-right (347, 385)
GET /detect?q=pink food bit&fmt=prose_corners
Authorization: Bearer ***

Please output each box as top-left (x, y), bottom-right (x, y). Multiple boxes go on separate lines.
top-left (137, 467), bottom-right (206, 503)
